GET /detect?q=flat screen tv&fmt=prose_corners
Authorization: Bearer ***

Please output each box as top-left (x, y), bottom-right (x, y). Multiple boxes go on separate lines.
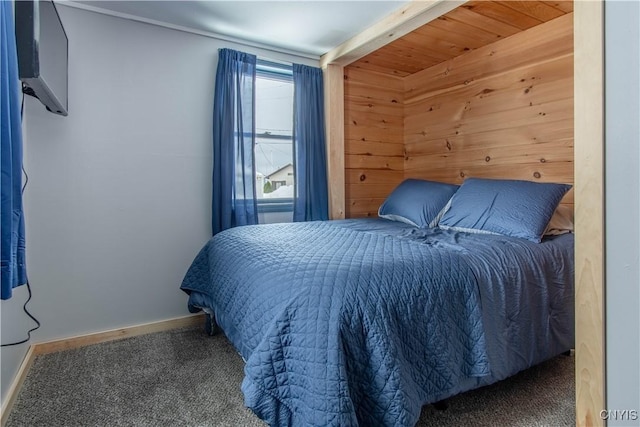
top-left (15, 0), bottom-right (68, 116)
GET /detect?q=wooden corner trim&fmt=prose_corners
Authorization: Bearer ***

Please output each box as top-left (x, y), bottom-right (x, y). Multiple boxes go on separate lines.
top-left (1, 346), bottom-right (35, 427)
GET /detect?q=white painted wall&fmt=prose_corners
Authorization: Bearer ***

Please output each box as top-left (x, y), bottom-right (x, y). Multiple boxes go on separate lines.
top-left (1, 4), bottom-right (317, 403)
top-left (605, 1), bottom-right (640, 424)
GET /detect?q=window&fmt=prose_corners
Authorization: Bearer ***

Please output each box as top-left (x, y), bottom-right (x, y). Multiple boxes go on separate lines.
top-left (255, 60), bottom-right (294, 221)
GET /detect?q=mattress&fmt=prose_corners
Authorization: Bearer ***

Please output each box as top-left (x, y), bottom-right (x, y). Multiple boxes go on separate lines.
top-left (181, 218), bottom-right (574, 426)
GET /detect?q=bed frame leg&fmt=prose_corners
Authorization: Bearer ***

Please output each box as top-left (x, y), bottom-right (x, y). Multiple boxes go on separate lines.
top-left (432, 399), bottom-right (449, 411)
top-left (204, 313), bottom-right (220, 336)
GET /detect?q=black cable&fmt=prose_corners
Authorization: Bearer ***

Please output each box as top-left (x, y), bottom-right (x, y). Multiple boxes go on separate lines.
top-left (21, 86), bottom-right (28, 192)
top-left (1, 281), bottom-right (41, 347)
top-left (1, 85), bottom-right (41, 347)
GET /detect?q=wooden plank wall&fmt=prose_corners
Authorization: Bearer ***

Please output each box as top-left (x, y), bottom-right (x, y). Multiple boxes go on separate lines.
top-left (344, 68), bottom-right (405, 217)
top-left (403, 13), bottom-right (574, 205)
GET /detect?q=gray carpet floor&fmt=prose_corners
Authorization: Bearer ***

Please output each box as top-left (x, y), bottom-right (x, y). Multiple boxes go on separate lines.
top-left (6, 327), bottom-right (575, 426)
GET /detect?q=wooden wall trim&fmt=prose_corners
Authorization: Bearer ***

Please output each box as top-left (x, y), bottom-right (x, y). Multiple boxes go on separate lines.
top-left (33, 314), bottom-right (205, 355)
top-left (324, 63), bottom-right (346, 219)
top-left (0, 346), bottom-right (35, 427)
top-left (320, 0), bottom-right (466, 68)
top-left (574, 1), bottom-right (606, 426)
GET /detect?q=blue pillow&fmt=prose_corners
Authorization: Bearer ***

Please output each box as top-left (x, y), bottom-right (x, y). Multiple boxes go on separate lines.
top-left (378, 179), bottom-right (459, 228)
top-left (438, 178), bottom-right (571, 242)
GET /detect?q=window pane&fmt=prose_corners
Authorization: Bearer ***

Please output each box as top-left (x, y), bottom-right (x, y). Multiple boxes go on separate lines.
top-left (255, 75), bottom-right (294, 201)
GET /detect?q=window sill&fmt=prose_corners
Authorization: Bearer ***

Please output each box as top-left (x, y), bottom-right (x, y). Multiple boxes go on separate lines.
top-left (257, 198), bottom-right (293, 214)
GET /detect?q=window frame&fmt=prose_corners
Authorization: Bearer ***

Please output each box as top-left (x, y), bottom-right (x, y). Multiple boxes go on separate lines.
top-left (255, 59), bottom-right (295, 215)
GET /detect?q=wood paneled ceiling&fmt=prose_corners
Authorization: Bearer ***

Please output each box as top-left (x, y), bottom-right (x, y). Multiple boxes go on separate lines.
top-left (348, 1), bottom-right (574, 77)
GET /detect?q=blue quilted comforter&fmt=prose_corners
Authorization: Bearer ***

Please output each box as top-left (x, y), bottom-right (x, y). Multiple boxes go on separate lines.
top-left (180, 219), bottom-right (574, 426)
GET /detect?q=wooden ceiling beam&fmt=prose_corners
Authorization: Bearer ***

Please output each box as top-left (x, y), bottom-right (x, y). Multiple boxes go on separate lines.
top-left (320, 0), bottom-right (467, 68)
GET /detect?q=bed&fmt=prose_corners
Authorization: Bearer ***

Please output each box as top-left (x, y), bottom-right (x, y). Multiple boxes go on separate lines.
top-left (180, 178), bottom-right (575, 427)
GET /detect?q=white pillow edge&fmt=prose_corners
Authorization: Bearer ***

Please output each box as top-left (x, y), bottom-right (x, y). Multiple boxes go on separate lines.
top-left (377, 210), bottom-right (420, 228)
